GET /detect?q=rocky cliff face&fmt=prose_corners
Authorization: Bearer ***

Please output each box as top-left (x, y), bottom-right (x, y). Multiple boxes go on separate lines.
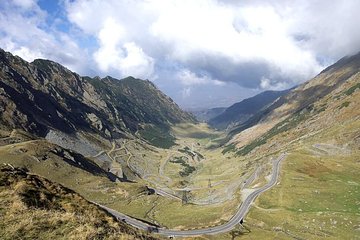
top-left (0, 48), bottom-right (194, 141)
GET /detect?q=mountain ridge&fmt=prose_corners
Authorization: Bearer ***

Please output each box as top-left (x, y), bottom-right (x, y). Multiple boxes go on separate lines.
top-left (209, 90), bottom-right (289, 130)
top-left (226, 50), bottom-right (360, 155)
top-left (0, 48), bottom-right (194, 143)
top-left (191, 107), bottom-right (226, 122)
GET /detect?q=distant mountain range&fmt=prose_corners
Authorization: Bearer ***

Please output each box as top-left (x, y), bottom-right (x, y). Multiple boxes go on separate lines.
top-left (196, 52), bottom-right (360, 137)
top-left (208, 90), bottom-right (289, 130)
top-left (190, 107), bottom-right (226, 122)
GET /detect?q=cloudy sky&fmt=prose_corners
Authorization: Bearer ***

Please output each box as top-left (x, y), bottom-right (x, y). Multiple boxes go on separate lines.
top-left (1, 0), bottom-right (360, 109)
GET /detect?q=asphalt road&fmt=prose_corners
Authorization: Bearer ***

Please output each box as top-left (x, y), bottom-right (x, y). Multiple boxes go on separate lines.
top-left (95, 153), bottom-right (286, 237)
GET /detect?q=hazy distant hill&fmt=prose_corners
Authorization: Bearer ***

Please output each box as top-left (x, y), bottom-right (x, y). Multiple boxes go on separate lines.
top-left (191, 107), bottom-right (226, 122)
top-left (209, 90), bottom-right (288, 130)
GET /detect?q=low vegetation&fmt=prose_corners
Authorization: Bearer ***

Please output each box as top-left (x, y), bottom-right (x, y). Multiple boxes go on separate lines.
top-left (236, 104), bottom-right (325, 156)
top-left (339, 101), bottom-right (350, 109)
top-left (178, 146), bottom-right (194, 156)
top-left (247, 149), bottom-right (360, 240)
top-left (170, 156), bottom-right (196, 177)
top-left (0, 166), bottom-right (158, 240)
top-left (139, 125), bottom-right (176, 149)
top-left (344, 82), bottom-right (360, 95)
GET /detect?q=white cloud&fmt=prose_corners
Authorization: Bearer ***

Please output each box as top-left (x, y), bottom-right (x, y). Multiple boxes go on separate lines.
top-left (93, 18), bottom-right (126, 72)
top-left (11, 45), bottom-right (45, 61)
top-left (260, 77), bottom-right (287, 91)
top-left (149, 3), bottom-right (324, 86)
top-left (282, 0), bottom-right (360, 59)
top-left (12, 0), bottom-right (36, 9)
top-left (182, 87), bottom-right (191, 98)
top-left (176, 68), bottom-right (225, 102)
top-left (2, 0), bottom-right (360, 108)
top-left (0, 0), bottom-right (89, 74)
top-left (65, 0), bottom-right (360, 90)
top-left (118, 42), bottom-right (155, 79)
top-left (177, 69), bottom-right (225, 86)
top-left (93, 18), bottom-right (154, 79)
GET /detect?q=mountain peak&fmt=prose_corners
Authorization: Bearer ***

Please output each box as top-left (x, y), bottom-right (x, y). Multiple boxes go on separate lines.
top-left (0, 50), bottom-right (195, 143)
top-left (32, 58), bottom-right (75, 77)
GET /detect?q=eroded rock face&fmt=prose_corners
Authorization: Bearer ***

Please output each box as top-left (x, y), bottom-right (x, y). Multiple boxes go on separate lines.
top-left (87, 113), bottom-right (104, 132)
top-left (0, 48), bottom-right (195, 139)
top-left (0, 48), bottom-right (197, 184)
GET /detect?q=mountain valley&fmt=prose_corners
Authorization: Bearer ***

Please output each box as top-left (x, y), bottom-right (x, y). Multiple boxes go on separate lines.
top-left (0, 48), bottom-right (359, 240)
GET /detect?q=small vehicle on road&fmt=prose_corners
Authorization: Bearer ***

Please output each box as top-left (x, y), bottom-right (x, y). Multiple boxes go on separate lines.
top-left (147, 226), bottom-right (159, 233)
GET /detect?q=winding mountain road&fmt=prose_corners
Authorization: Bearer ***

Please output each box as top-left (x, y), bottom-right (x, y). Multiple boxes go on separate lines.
top-left (95, 153), bottom-right (286, 237)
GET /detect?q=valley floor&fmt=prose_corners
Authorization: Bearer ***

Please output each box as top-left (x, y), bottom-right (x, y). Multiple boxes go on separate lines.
top-left (0, 120), bottom-right (359, 239)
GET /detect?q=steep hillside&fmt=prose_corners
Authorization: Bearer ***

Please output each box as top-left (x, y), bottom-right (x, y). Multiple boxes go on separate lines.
top-left (209, 90), bottom-right (288, 130)
top-left (226, 52), bottom-right (360, 152)
top-left (0, 48), bottom-right (194, 142)
top-left (221, 53), bottom-right (360, 240)
top-left (0, 166), bottom-right (159, 240)
top-left (0, 131), bottom-right (126, 183)
top-left (85, 75), bottom-right (195, 132)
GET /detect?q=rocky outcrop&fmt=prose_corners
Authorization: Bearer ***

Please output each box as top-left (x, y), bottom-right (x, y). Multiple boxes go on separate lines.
top-left (0, 48), bottom-right (195, 141)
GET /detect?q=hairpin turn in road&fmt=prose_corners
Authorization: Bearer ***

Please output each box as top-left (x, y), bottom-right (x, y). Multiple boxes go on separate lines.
top-left (94, 153), bottom-right (286, 237)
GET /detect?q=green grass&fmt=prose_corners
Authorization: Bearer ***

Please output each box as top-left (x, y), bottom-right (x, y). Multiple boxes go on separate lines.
top-left (247, 147), bottom-right (360, 240)
top-left (171, 123), bottom-right (220, 139)
top-left (344, 82), bottom-right (360, 95)
top-left (170, 156), bottom-right (196, 177)
top-left (194, 151), bottom-right (204, 159)
top-left (146, 197), bottom-right (239, 229)
top-left (221, 143), bottom-right (236, 154)
top-left (139, 125), bottom-right (176, 149)
top-left (178, 146), bottom-right (194, 156)
top-left (236, 104), bottom-right (323, 156)
top-left (339, 101), bottom-right (350, 109)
